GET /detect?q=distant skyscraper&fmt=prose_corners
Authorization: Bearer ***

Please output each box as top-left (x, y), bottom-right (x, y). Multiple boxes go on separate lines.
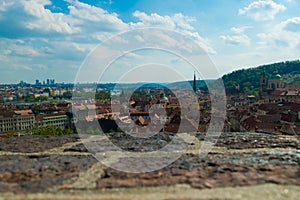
top-left (46, 79), bottom-right (50, 85)
top-left (35, 80), bottom-right (40, 86)
top-left (19, 80), bottom-right (25, 87)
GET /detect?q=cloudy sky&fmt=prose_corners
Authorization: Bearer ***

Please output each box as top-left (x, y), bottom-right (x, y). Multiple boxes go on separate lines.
top-left (0, 0), bottom-right (299, 83)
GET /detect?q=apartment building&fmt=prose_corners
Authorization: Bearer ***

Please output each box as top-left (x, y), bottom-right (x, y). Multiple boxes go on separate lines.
top-left (0, 110), bottom-right (35, 133)
top-left (35, 113), bottom-right (69, 129)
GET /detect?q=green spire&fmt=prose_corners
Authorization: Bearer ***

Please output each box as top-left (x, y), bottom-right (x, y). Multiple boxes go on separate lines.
top-left (193, 71), bottom-right (197, 93)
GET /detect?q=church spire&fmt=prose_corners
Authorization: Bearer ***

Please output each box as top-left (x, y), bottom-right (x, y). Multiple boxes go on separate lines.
top-left (193, 71), bottom-right (197, 94)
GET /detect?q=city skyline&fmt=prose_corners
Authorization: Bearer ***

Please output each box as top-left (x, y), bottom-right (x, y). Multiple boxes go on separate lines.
top-left (0, 0), bottom-right (300, 83)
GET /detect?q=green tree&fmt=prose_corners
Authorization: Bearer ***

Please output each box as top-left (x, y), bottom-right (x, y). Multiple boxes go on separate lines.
top-left (63, 128), bottom-right (74, 135)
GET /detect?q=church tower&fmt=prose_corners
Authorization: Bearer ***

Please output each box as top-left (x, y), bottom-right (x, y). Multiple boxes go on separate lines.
top-left (259, 72), bottom-right (267, 97)
top-left (193, 72), bottom-right (197, 94)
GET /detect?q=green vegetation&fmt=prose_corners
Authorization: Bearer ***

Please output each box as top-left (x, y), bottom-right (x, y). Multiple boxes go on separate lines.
top-left (222, 60), bottom-right (300, 95)
top-left (62, 91), bottom-right (73, 99)
top-left (284, 74), bottom-right (300, 85)
top-left (32, 126), bottom-right (74, 136)
top-left (31, 105), bottom-right (43, 113)
top-left (17, 94), bottom-right (49, 102)
top-left (75, 127), bottom-right (104, 134)
top-left (95, 91), bottom-right (111, 100)
top-left (86, 127), bottom-right (103, 134)
top-left (109, 127), bottom-right (124, 133)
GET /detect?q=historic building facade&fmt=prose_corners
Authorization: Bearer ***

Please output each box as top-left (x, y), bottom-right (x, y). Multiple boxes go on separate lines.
top-left (0, 110), bottom-right (35, 133)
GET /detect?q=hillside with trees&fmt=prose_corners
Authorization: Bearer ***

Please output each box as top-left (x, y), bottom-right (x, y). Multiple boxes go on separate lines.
top-left (221, 60), bottom-right (300, 95)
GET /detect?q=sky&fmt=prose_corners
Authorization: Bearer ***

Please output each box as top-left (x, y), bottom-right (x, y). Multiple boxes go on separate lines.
top-left (0, 0), bottom-right (300, 83)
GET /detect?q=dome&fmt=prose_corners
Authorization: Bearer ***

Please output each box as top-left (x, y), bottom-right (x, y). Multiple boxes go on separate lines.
top-left (269, 73), bottom-right (282, 80)
top-left (275, 74), bottom-right (282, 79)
top-left (160, 96), bottom-right (169, 101)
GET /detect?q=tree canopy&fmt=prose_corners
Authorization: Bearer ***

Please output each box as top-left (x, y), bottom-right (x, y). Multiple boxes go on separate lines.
top-left (221, 60), bottom-right (300, 95)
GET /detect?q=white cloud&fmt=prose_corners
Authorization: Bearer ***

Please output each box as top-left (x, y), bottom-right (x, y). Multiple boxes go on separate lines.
top-left (0, 0), bottom-right (132, 80)
top-left (103, 0), bottom-right (113, 5)
top-left (131, 11), bottom-right (176, 29)
top-left (135, 35), bottom-right (145, 42)
top-left (230, 26), bottom-right (252, 34)
top-left (0, 0), bottom-right (14, 12)
top-left (131, 11), bottom-right (195, 31)
top-left (220, 26), bottom-right (252, 46)
top-left (220, 34), bottom-right (251, 46)
top-left (257, 17), bottom-right (300, 50)
top-left (0, 0), bottom-right (216, 82)
top-left (238, 0), bottom-right (286, 21)
top-left (172, 13), bottom-right (196, 31)
top-left (180, 30), bottom-right (216, 54)
top-left (0, 0), bottom-right (75, 37)
top-left (130, 11), bottom-right (215, 54)
top-left (281, 17), bottom-right (300, 32)
top-left (0, 1), bottom-right (208, 48)
top-left (0, 0), bottom-right (129, 39)
top-left (67, 0), bottom-right (128, 32)
top-left (0, 39), bottom-right (40, 57)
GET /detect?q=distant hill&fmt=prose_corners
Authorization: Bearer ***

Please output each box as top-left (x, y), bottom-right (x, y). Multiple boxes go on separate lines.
top-left (167, 80), bottom-right (214, 90)
top-left (221, 60), bottom-right (300, 95)
top-left (284, 74), bottom-right (300, 85)
top-left (96, 80), bottom-right (215, 91)
top-left (94, 60), bottom-right (299, 95)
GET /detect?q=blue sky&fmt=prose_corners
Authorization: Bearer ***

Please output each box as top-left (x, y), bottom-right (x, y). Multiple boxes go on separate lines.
top-left (0, 0), bottom-right (299, 83)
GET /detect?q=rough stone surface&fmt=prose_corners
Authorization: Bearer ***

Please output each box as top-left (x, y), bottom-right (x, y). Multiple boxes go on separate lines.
top-left (213, 132), bottom-right (300, 149)
top-left (0, 135), bottom-right (79, 153)
top-left (96, 153), bottom-right (300, 189)
top-left (0, 155), bottom-right (97, 193)
top-left (0, 132), bottom-right (299, 199)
